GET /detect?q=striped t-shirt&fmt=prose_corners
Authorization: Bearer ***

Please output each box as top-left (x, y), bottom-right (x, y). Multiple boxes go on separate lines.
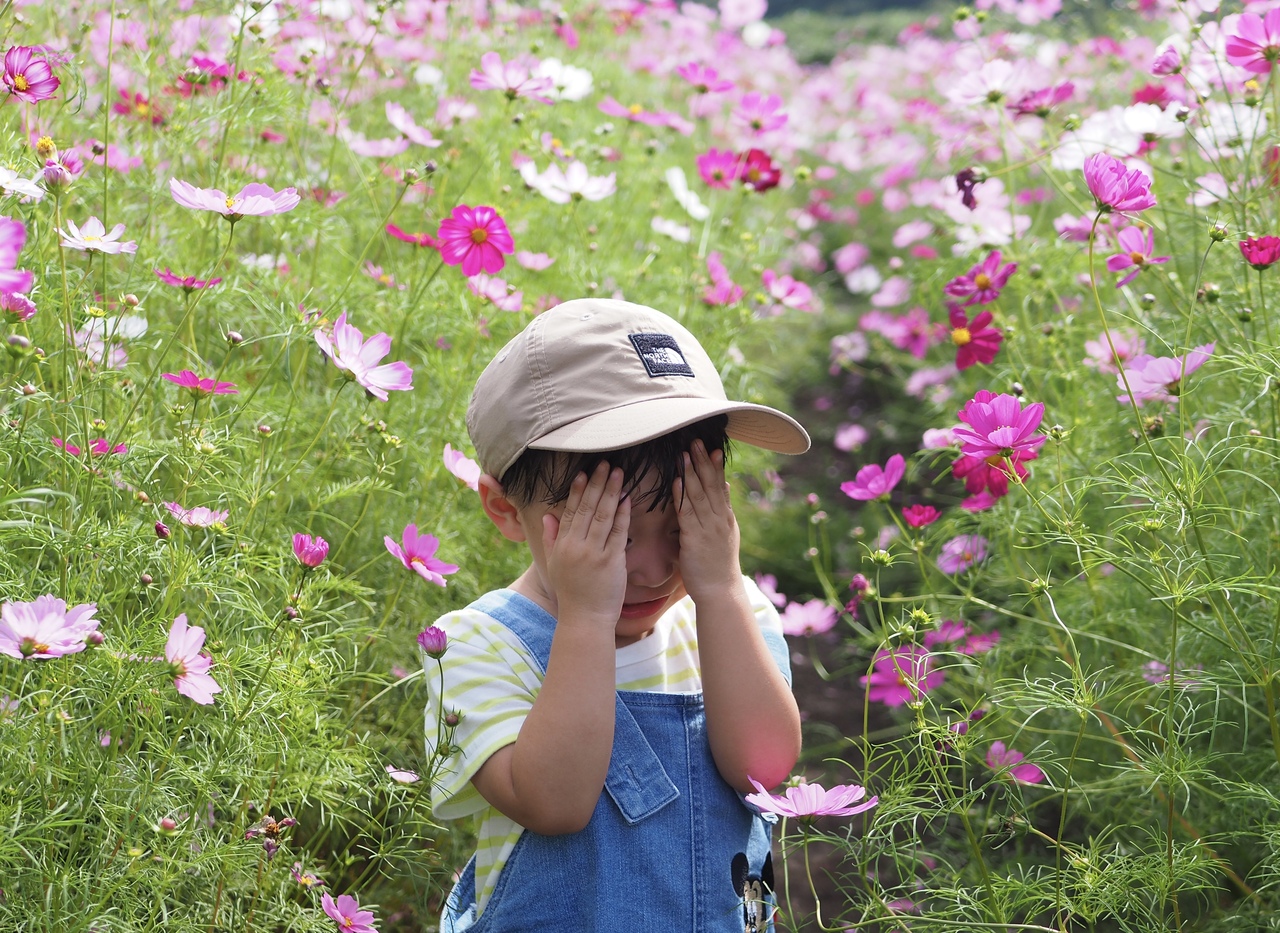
top-left (424, 576), bottom-right (784, 914)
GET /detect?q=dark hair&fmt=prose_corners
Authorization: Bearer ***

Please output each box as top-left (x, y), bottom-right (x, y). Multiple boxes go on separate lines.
top-left (499, 415), bottom-right (731, 510)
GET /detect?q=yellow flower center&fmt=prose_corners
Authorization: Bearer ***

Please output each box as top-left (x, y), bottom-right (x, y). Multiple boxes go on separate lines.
top-left (20, 638), bottom-right (50, 657)
top-left (470, 228), bottom-right (488, 244)
top-left (1129, 251), bottom-right (1145, 265)
top-left (985, 455), bottom-right (1003, 466)
top-left (225, 196), bottom-right (238, 210)
top-left (136, 101), bottom-right (150, 116)
top-left (951, 327), bottom-right (972, 347)
top-left (378, 274), bottom-right (391, 285)
top-left (36, 135), bottom-right (55, 157)
top-left (974, 273), bottom-right (992, 290)
top-left (13, 74), bottom-right (28, 92)
top-left (629, 103), bottom-right (643, 115)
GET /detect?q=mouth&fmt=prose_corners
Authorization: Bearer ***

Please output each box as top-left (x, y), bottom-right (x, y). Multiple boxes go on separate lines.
top-left (618, 595), bottom-right (672, 620)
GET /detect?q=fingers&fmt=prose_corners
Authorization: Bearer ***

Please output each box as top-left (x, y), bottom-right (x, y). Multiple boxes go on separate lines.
top-left (677, 440), bottom-right (729, 522)
top-left (556, 462), bottom-right (627, 546)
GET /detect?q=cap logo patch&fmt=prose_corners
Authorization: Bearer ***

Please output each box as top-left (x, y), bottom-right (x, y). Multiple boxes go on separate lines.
top-left (629, 333), bottom-right (695, 378)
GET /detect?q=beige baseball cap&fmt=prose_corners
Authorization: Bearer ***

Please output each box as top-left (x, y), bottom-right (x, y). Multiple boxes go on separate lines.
top-left (466, 298), bottom-right (810, 478)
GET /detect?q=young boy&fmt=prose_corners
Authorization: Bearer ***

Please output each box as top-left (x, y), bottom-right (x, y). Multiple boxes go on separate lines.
top-left (430, 298), bottom-right (809, 931)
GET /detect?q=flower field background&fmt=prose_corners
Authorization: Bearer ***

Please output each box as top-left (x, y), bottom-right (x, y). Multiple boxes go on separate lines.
top-left (4, 0), bottom-right (1280, 930)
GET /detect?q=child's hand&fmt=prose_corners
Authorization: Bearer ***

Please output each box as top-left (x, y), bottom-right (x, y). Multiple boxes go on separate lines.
top-left (542, 461), bottom-right (631, 627)
top-left (673, 440), bottom-right (742, 604)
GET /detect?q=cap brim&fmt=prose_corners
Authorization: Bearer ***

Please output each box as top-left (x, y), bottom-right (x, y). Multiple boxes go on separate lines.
top-left (529, 397), bottom-right (810, 456)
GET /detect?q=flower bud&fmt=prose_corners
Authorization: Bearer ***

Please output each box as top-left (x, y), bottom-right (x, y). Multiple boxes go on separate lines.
top-left (284, 606), bottom-right (300, 620)
top-left (402, 168), bottom-right (420, 184)
top-left (418, 625), bottom-right (448, 658)
top-left (35, 136), bottom-right (56, 158)
top-left (257, 424), bottom-right (272, 436)
top-left (870, 548), bottom-right (894, 566)
top-left (85, 630), bottom-right (105, 647)
top-left (444, 712), bottom-right (460, 727)
top-left (1208, 222), bottom-right (1229, 242)
top-left (140, 573), bottom-right (153, 586)
top-left (123, 293), bottom-right (140, 307)
top-left (158, 817), bottom-right (178, 833)
top-left (155, 521), bottom-right (170, 539)
top-left (21, 383), bottom-right (36, 396)
top-left (226, 330), bottom-right (244, 345)
top-left (1238, 307), bottom-right (1254, 322)
top-left (1139, 293), bottom-right (1156, 310)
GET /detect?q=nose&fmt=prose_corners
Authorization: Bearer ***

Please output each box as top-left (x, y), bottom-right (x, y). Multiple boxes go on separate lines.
top-left (625, 532), bottom-right (677, 589)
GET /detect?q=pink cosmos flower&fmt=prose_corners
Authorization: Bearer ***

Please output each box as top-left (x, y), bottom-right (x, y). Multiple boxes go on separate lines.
top-left (961, 490), bottom-right (1001, 512)
top-left (162, 370), bottom-right (238, 396)
top-left (418, 625), bottom-right (448, 658)
top-left (834, 423), bottom-right (869, 451)
top-left (953, 391), bottom-right (1046, 461)
top-left (840, 453), bottom-right (905, 501)
top-left (1151, 45), bottom-right (1181, 76)
top-left (164, 503), bottom-right (230, 528)
top-left (0, 291), bottom-right (35, 322)
top-left (1225, 9), bottom-right (1280, 74)
top-left (754, 573), bottom-right (787, 608)
top-left (1107, 226), bottom-right (1169, 287)
top-left (1118, 344), bottom-right (1215, 405)
top-left (386, 223), bottom-right (440, 250)
top-left (315, 313), bottom-right (413, 401)
top-left (944, 250), bottom-right (1016, 306)
top-left (761, 270), bottom-right (815, 314)
top-left (779, 599), bottom-right (837, 636)
top-left (952, 450), bottom-right (1034, 499)
top-left (293, 533), bottom-right (329, 567)
top-left (1240, 235), bottom-right (1280, 270)
top-left (58, 217), bottom-right (137, 255)
top-left (321, 892), bottom-right (379, 933)
top-left (516, 251), bottom-right (554, 271)
top-left (345, 132), bottom-right (410, 160)
top-left (2, 46), bottom-right (60, 103)
top-left (902, 504), bottom-right (940, 528)
top-left (733, 92), bottom-right (787, 134)
top-left (385, 101), bottom-right (441, 148)
top-left (923, 619), bottom-right (999, 655)
top-left (675, 62), bottom-right (734, 94)
top-left (739, 149), bottom-right (781, 192)
top-left (520, 160), bottom-right (616, 204)
top-left (469, 51), bottom-right (554, 103)
top-left (467, 274), bottom-right (523, 312)
top-left (169, 179), bottom-right (301, 220)
top-left (598, 97), bottom-right (694, 134)
top-left (1008, 81), bottom-right (1074, 118)
top-left (746, 777), bottom-right (878, 823)
top-left (860, 308), bottom-right (934, 359)
top-left (436, 205), bottom-right (515, 276)
top-left (385, 524), bottom-right (459, 586)
top-left (986, 741), bottom-right (1045, 785)
top-left (443, 444), bottom-right (481, 491)
top-left (165, 614), bottom-right (222, 705)
top-left (937, 534), bottom-right (989, 574)
top-left (948, 304), bottom-right (1003, 369)
top-left (53, 437), bottom-right (126, 456)
top-left (703, 252), bottom-right (743, 306)
top-left (1083, 153), bottom-right (1156, 214)
top-left (292, 863), bottom-right (325, 888)
top-left (386, 766), bottom-right (420, 784)
top-left (363, 262), bottom-right (405, 291)
top-left (861, 645), bottom-right (944, 706)
top-left (0, 596), bottom-right (99, 659)
top-left (155, 267), bottom-right (222, 290)
top-left (1083, 329), bottom-right (1145, 374)
top-left (696, 148), bottom-right (740, 189)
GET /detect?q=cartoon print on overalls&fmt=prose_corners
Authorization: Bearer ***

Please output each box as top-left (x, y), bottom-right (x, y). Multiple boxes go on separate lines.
top-left (732, 851), bottom-right (775, 933)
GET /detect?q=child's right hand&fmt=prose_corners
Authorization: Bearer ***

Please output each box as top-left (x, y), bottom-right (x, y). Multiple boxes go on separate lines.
top-left (541, 461), bottom-right (631, 628)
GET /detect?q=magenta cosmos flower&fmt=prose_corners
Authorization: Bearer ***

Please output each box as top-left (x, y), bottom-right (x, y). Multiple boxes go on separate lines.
top-left (164, 502), bottom-right (230, 528)
top-left (0, 596), bottom-right (99, 659)
top-left (840, 453), bottom-right (905, 501)
top-left (293, 533), bottom-right (329, 568)
top-left (53, 437), bottom-right (126, 456)
top-left (733, 92), bottom-right (787, 134)
top-left (1118, 344), bottom-right (1215, 406)
top-left (1225, 9), bottom-right (1280, 74)
top-left (58, 217), bottom-right (138, 255)
top-left (0, 216), bottom-right (32, 294)
top-left (1107, 226), bottom-right (1169, 287)
top-left (162, 370), bottom-right (238, 396)
top-left (779, 599), bottom-right (837, 636)
top-left (948, 303), bottom-right (1003, 369)
top-left (1083, 153), bottom-right (1156, 214)
top-left (696, 148), bottom-right (740, 189)
top-left (315, 312), bottom-right (414, 401)
top-left (740, 149), bottom-right (781, 192)
top-left (436, 205), bottom-right (515, 276)
top-left (902, 504), bottom-right (940, 528)
top-left (385, 524), bottom-right (458, 586)
top-left (321, 892), bottom-right (379, 933)
top-left (986, 741), bottom-right (1045, 785)
top-left (165, 614), bottom-right (221, 705)
top-left (944, 250), bottom-right (1016, 305)
top-left (156, 267), bottom-right (222, 290)
top-left (675, 62), bottom-right (734, 94)
top-left (953, 391), bottom-right (1046, 461)
top-left (745, 777), bottom-right (878, 823)
top-left (418, 625), bottom-right (448, 658)
top-left (0, 291), bottom-right (35, 322)
top-left (3, 46), bottom-right (60, 103)
top-left (169, 178), bottom-right (300, 221)
top-left (861, 645), bottom-right (944, 706)
top-left (952, 449), bottom-right (1035, 499)
top-left (1240, 235), bottom-right (1280, 270)
top-left (937, 534), bottom-right (989, 574)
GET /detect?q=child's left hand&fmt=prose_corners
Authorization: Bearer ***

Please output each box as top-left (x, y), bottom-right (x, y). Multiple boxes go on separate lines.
top-left (673, 439), bottom-right (742, 604)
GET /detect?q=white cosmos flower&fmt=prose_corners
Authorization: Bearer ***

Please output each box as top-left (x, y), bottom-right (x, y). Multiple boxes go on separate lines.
top-left (651, 217), bottom-right (691, 243)
top-left (535, 58), bottom-right (594, 102)
top-left (520, 160), bottom-right (616, 204)
top-left (0, 165), bottom-right (44, 201)
top-left (664, 166), bottom-right (709, 220)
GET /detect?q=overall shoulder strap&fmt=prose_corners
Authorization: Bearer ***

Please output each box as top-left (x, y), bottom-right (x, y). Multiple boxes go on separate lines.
top-left (466, 589), bottom-right (680, 823)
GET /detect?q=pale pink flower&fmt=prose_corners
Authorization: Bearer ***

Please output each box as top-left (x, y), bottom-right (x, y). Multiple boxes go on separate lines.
top-left (1106, 226), bottom-right (1169, 287)
top-left (516, 251), bottom-right (554, 271)
top-left (467, 274), bottom-right (523, 312)
top-left (761, 269), bottom-right (815, 313)
top-left (385, 524), bottom-right (459, 586)
top-left (1083, 153), bottom-right (1156, 214)
top-left (1083, 329), bottom-right (1145, 374)
top-left (363, 262), bottom-right (405, 290)
top-left (733, 92), bottom-right (787, 134)
top-left (675, 62), bottom-right (734, 94)
top-left (443, 444), bottom-right (481, 491)
top-left (385, 101), bottom-right (441, 148)
top-left (58, 216), bottom-right (137, 255)
top-left (0, 596), bottom-right (99, 659)
top-left (937, 534), bottom-right (989, 574)
top-left (0, 215), bottom-right (32, 294)
top-left (469, 51), bottom-right (554, 103)
top-left (165, 614), bottom-right (222, 705)
top-left (164, 503), bottom-right (229, 528)
top-left (520, 160), bottom-right (615, 204)
top-left (0, 291), bottom-right (35, 322)
top-left (703, 252), bottom-right (743, 306)
top-left (169, 178), bottom-right (300, 220)
top-left (779, 599), bottom-right (837, 636)
top-left (1118, 344), bottom-right (1215, 405)
top-left (1225, 9), bottom-right (1280, 74)
top-left (754, 573), bottom-right (787, 608)
top-left (745, 777), bottom-right (878, 822)
top-left (385, 765), bottom-right (420, 784)
top-left (315, 313), bottom-right (414, 401)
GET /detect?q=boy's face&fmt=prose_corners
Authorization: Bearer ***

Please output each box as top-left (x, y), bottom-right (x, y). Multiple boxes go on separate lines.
top-left (516, 470), bottom-right (685, 647)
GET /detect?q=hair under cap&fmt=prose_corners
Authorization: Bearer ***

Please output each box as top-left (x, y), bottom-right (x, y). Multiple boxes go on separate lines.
top-left (465, 297), bottom-right (810, 478)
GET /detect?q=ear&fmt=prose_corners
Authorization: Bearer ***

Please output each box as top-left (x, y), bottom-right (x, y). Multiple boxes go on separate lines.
top-left (478, 474), bottom-right (528, 543)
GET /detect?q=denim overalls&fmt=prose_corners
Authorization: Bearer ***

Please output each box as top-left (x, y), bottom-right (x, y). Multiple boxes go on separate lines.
top-left (441, 589), bottom-right (788, 932)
